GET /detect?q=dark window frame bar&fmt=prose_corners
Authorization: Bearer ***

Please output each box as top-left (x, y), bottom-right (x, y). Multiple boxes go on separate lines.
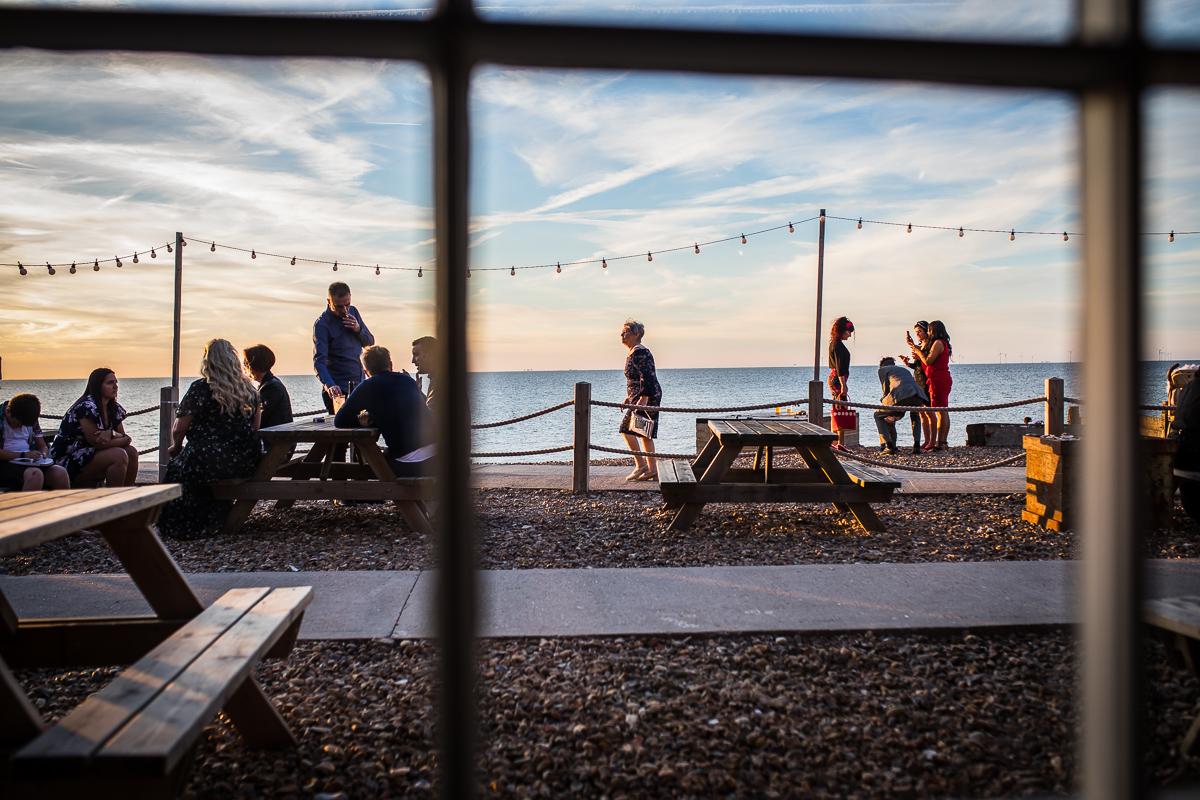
top-left (2, 0), bottom-right (1195, 796)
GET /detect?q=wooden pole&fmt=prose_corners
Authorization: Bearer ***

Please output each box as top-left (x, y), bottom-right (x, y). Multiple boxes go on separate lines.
top-left (172, 231), bottom-right (183, 392)
top-left (812, 209), bottom-right (826, 383)
top-left (572, 382), bottom-right (591, 494)
top-left (158, 385), bottom-right (177, 483)
top-left (1044, 377), bottom-right (1064, 437)
top-left (809, 380), bottom-right (824, 429)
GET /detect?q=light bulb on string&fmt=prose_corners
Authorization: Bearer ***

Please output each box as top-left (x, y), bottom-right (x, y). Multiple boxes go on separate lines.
top-left (180, 238), bottom-right (186, 247)
top-left (18, 262), bottom-right (26, 276)
top-left (856, 218), bottom-right (862, 229)
top-left (332, 261), bottom-right (337, 271)
top-left (467, 268), bottom-right (471, 278)
top-left (1009, 229), bottom-right (1015, 241)
top-left (375, 266), bottom-right (381, 275)
top-left (166, 243), bottom-right (172, 253)
top-left (251, 250), bottom-right (256, 259)
top-left (418, 267), bottom-right (423, 278)
top-left (132, 253), bottom-right (139, 263)
top-left (556, 263), bottom-right (561, 273)
top-left (116, 256), bottom-right (122, 267)
top-left (602, 259), bottom-right (607, 269)
top-left (1169, 231), bottom-right (1175, 243)
top-left (150, 248), bottom-right (156, 258)
top-left (510, 266), bottom-right (515, 276)
top-left (694, 243), bottom-right (700, 254)
top-left (211, 242), bottom-right (216, 252)
top-left (647, 252), bottom-right (653, 262)
top-left (93, 259), bottom-right (99, 271)
top-left (47, 263), bottom-right (55, 275)
top-left (740, 234), bottom-right (746, 244)
top-left (788, 223), bottom-right (794, 233)
top-left (906, 224), bottom-right (912, 233)
top-left (958, 227), bottom-right (964, 237)
top-left (290, 257), bottom-right (296, 265)
top-left (69, 262), bottom-right (76, 274)
top-left (1063, 232), bottom-right (1069, 241)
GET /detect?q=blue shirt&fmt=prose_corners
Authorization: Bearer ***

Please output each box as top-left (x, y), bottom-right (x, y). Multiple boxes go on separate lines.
top-left (313, 305), bottom-right (375, 393)
top-left (333, 371), bottom-right (432, 458)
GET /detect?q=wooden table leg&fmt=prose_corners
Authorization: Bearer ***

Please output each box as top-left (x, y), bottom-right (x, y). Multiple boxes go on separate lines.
top-left (357, 441), bottom-right (437, 536)
top-left (223, 677), bottom-right (296, 749)
top-left (101, 509), bottom-right (206, 619)
top-left (692, 436), bottom-right (721, 476)
top-left (0, 656), bottom-right (45, 748)
top-left (275, 444), bottom-right (331, 511)
top-left (807, 445), bottom-right (886, 532)
top-left (669, 440), bottom-right (743, 532)
top-left (219, 442), bottom-right (294, 536)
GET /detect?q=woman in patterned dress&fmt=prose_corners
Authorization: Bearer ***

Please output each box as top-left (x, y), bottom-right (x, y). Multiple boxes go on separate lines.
top-left (618, 318), bottom-right (662, 481)
top-left (157, 339), bottom-right (263, 540)
top-left (50, 368), bottom-right (139, 487)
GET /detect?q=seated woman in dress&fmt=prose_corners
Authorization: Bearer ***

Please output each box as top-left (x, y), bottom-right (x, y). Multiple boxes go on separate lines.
top-left (158, 339), bottom-right (263, 540)
top-left (50, 368), bottom-right (139, 487)
top-left (1, 394), bottom-right (70, 491)
top-left (243, 344), bottom-right (293, 430)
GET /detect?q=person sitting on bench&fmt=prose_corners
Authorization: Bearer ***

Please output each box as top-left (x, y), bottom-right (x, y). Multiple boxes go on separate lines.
top-left (334, 345), bottom-right (435, 477)
top-left (1, 394), bottom-right (70, 492)
top-left (874, 356), bottom-right (928, 455)
top-left (1172, 373), bottom-right (1200, 471)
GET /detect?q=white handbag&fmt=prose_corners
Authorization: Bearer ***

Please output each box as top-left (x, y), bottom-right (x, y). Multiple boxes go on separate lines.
top-left (629, 409), bottom-right (655, 438)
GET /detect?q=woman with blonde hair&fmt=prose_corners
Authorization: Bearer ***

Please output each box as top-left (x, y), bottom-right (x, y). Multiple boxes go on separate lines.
top-left (158, 339), bottom-right (263, 539)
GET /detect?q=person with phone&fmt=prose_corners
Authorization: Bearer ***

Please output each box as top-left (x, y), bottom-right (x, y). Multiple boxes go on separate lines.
top-left (899, 320), bottom-right (934, 453)
top-left (0, 394), bottom-right (69, 491)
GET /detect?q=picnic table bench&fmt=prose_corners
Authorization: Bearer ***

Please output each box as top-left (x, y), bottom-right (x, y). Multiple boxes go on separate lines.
top-left (0, 486), bottom-right (311, 798)
top-left (211, 418), bottom-right (435, 537)
top-left (1145, 595), bottom-right (1200, 755)
top-left (659, 418), bottom-right (899, 532)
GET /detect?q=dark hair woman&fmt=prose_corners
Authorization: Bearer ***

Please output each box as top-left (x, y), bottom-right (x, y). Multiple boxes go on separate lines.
top-left (49, 368), bottom-right (138, 487)
top-left (907, 319), bottom-right (953, 450)
top-left (899, 320), bottom-right (934, 453)
top-left (827, 316), bottom-right (854, 451)
top-left (243, 344), bottom-right (293, 431)
top-left (618, 318), bottom-right (662, 481)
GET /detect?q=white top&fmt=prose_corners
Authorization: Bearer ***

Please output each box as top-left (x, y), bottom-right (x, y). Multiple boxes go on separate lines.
top-left (2, 417), bottom-right (34, 453)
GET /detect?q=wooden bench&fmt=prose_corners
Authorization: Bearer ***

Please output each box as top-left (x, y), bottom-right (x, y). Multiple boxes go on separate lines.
top-left (1145, 596), bottom-right (1200, 754)
top-left (10, 585), bottom-right (312, 799)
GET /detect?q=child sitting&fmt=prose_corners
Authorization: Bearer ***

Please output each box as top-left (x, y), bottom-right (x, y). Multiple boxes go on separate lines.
top-left (1, 394), bottom-right (70, 491)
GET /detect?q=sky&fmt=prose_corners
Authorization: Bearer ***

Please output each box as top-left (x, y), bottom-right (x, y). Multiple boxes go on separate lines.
top-left (0, 0), bottom-right (1198, 380)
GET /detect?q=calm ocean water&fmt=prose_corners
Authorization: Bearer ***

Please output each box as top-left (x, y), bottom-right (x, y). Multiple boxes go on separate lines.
top-left (0, 362), bottom-right (1181, 462)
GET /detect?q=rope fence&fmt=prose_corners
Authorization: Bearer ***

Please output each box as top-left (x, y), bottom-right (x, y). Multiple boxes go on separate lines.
top-left (827, 397), bottom-right (1046, 413)
top-left (589, 444), bottom-right (695, 459)
top-left (834, 449), bottom-right (1029, 474)
top-left (470, 444), bottom-right (574, 458)
top-left (591, 398), bottom-right (808, 413)
top-left (471, 400), bottom-right (574, 429)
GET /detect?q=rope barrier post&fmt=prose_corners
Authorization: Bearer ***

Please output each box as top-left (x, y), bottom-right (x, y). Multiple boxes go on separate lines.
top-left (573, 382), bottom-right (591, 494)
top-left (808, 380), bottom-right (824, 428)
top-left (158, 386), bottom-right (177, 482)
top-left (812, 208), bottom-right (826, 383)
top-left (1045, 377), bottom-right (1064, 437)
top-left (172, 231), bottom-right (183, 393)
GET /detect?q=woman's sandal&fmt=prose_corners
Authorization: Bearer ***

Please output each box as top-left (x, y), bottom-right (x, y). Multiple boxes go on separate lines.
top-left (637, 471), bottom-right (659, 481)
top-left (625, 466), bottom-right (648, 481)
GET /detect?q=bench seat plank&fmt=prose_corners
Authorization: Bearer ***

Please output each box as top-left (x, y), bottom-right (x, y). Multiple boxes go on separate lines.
top-left (1145, 596), bottom-right (1200, 639)
top-left (0, 486), bottom-right (181, 557)
top-left (1176, 469), bottom-right (1200, 482)
top-left (840, 463), bottom-right (903, 490)
top-left (14, 588), bottom-right (272, 774)
top-left (659, 482), bottom-right (897, 504)
top-left (658, 460), bottom-right (679, 484)
top-left (96, 586), bottom-right (312, 775)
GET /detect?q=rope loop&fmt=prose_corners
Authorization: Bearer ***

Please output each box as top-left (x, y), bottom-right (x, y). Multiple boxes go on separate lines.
top-left (591, 398), bottom-right (808, 414)
top-left (471, 400), bottom-right (575, 429)
top-left (588, 444), bottom-right (694, 459)
top-left (471, 444), bottom-right (574, 458)
top-left (137, 445), bottom-right (160, 456)
top-left (828, 396), bottom-right (1047, 413)
top-left (835, 449), bottom-right (1027, 473)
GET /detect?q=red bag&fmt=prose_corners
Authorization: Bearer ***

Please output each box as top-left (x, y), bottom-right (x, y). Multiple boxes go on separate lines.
top-left (831, 405), bottom-right (858, 431)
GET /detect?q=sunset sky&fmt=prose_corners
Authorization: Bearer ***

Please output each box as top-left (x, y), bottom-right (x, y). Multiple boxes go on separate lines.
top-left (1, 0), bottom-right (1197, 380)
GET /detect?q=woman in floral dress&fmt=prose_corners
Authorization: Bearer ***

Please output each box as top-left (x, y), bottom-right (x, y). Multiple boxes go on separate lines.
top-left (50, 368), bottom-right (139, 487)
top-left (618, 318), bottom-right (662, 481)
top-left (158, 339), bottom-right (262, 540)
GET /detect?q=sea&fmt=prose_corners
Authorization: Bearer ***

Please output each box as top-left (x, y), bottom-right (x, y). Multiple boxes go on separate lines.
top-left (0, 362), bottom-right (1185, 462)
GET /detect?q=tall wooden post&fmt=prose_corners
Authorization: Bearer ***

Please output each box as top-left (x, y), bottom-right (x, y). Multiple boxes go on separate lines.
top-left (572, 382), bottom-right (591, 494)
top-left (158, 386), bottom-right (177, 483)
top-left (1045, 377), bottom-right (1064, 437)
top-left (808, 380), bottom-right (824, 429)
top-left (172, 231), bottom-right (183, 392)
top-left (812, 209), bottom-right (826, 382)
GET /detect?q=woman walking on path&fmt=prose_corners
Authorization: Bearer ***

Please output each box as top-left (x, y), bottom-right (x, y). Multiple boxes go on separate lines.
top-left (899, 320), bottom-right (934, 453)
top-left (908, 319), bottom-right (953, 450)
top-left (158, 339), bottom-right (263, 540)
top-left (618, 318), bottom-right (662, 481)
top-left (827, 316), bottom-right (854, 452)
top-left (50, 368), bottom-right (138, 487)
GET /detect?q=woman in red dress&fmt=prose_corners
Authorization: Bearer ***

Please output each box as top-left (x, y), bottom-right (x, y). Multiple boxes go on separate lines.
top-left (908, 320), bottom-right (953, 450)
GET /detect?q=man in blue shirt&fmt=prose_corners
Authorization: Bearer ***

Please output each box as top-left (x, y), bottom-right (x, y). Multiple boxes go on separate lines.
top-left (313, 281), bottom-right (375, 414)
top-left (334, 346), bottom-right (435, 477)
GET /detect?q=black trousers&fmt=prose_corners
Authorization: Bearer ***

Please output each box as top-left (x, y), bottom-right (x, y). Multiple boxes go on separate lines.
top-left (873, 395), bottom-right (927, 448)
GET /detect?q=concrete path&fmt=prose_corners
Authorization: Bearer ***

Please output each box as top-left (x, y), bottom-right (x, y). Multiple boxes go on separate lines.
top-left (4, 560), bottom-right (1196, 641)
top-left (134, 463), bottom-right (1023, 494)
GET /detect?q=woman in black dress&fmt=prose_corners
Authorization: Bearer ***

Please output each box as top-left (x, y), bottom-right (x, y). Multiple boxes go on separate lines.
top-left (619, 318), bottom-right (662, 481)
top-left (243, 344), bottom-right (293, 430)
top-left (158, 339), bottom-right (263, 540)
top-left (50, 368), bottom-right (138, 487)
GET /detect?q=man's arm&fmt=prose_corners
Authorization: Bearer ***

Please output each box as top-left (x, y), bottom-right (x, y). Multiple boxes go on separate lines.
top-left (354, 309), bottom-right (375, 347)
top-left (313, 318), bottom-right (336, 389)
top-left (334, 382), bottom-right (370, 428)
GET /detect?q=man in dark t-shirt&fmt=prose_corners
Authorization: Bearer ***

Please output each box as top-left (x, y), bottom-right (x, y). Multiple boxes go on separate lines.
top-left (334, 345), bottom-right (434, 476)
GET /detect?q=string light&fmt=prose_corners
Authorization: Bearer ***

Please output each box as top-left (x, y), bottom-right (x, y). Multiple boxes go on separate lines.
top-left (740, 234), bottom-right (746, 244)
top-left (1010, 229), bottom-right (1015, 241)
top-left (418, 267), bottom-right (423, 277)
top-left (211, 242), bottom-right (216, 252)
top-left (93, 259), bottom-right (99, 271)
top-left (332, 261), bottom-right (337, 271)
top-left (46, 263), bottom-right (55, 275)
top-left (251, 249), bottom-right (256, 259)
top-left (1170, 230), bottom-right (1175, 242)
top-left (857, 218), bottom-right (862, 229)
top-left (556, 262), bottom-right (561, 273)
top-left (467, 268), bottom-right (471, 278)
top-left (788, 222), bottom-right (794, 233)
top-left (291, 257), bottom-right (296, 265)
top-left (116, 256), bottom-right (122, 267)
top-left (150, 248), bottom-right (157, 258)
top-left (958, 227), bottom-right (964, 237)
top-left (166, 242), bottom-right (172, 253)
top-left (1063, 232), bottom-right (1069, 241)
top-left (180, 238), bottom-right (186, 247)
top-left (132, 253), bottom-right (139, 264)
top-left (69, 262), bottom-right (76, 274)
top-left (694, 243), bottom-right (700, 253)
top-left (18, 262), bottom-right (26, 276)
top-left (375, 266), bottom-right (380, 275)
top-left (647, 252), bottom-right (653, 262)
top-left (602, 259), bottom-right (607, 268)
top-left (906, 224), bottom-right (912, 233)
top-left (510, 266), bottom-right (515, 276)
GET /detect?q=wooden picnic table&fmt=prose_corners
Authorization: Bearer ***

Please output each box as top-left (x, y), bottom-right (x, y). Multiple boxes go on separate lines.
top-left (0, 485), bottom-right (311, 797)
top-left (212, 417), bottom-right (435, 538)
top-left (659, 418), bottom-right (900, 532)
